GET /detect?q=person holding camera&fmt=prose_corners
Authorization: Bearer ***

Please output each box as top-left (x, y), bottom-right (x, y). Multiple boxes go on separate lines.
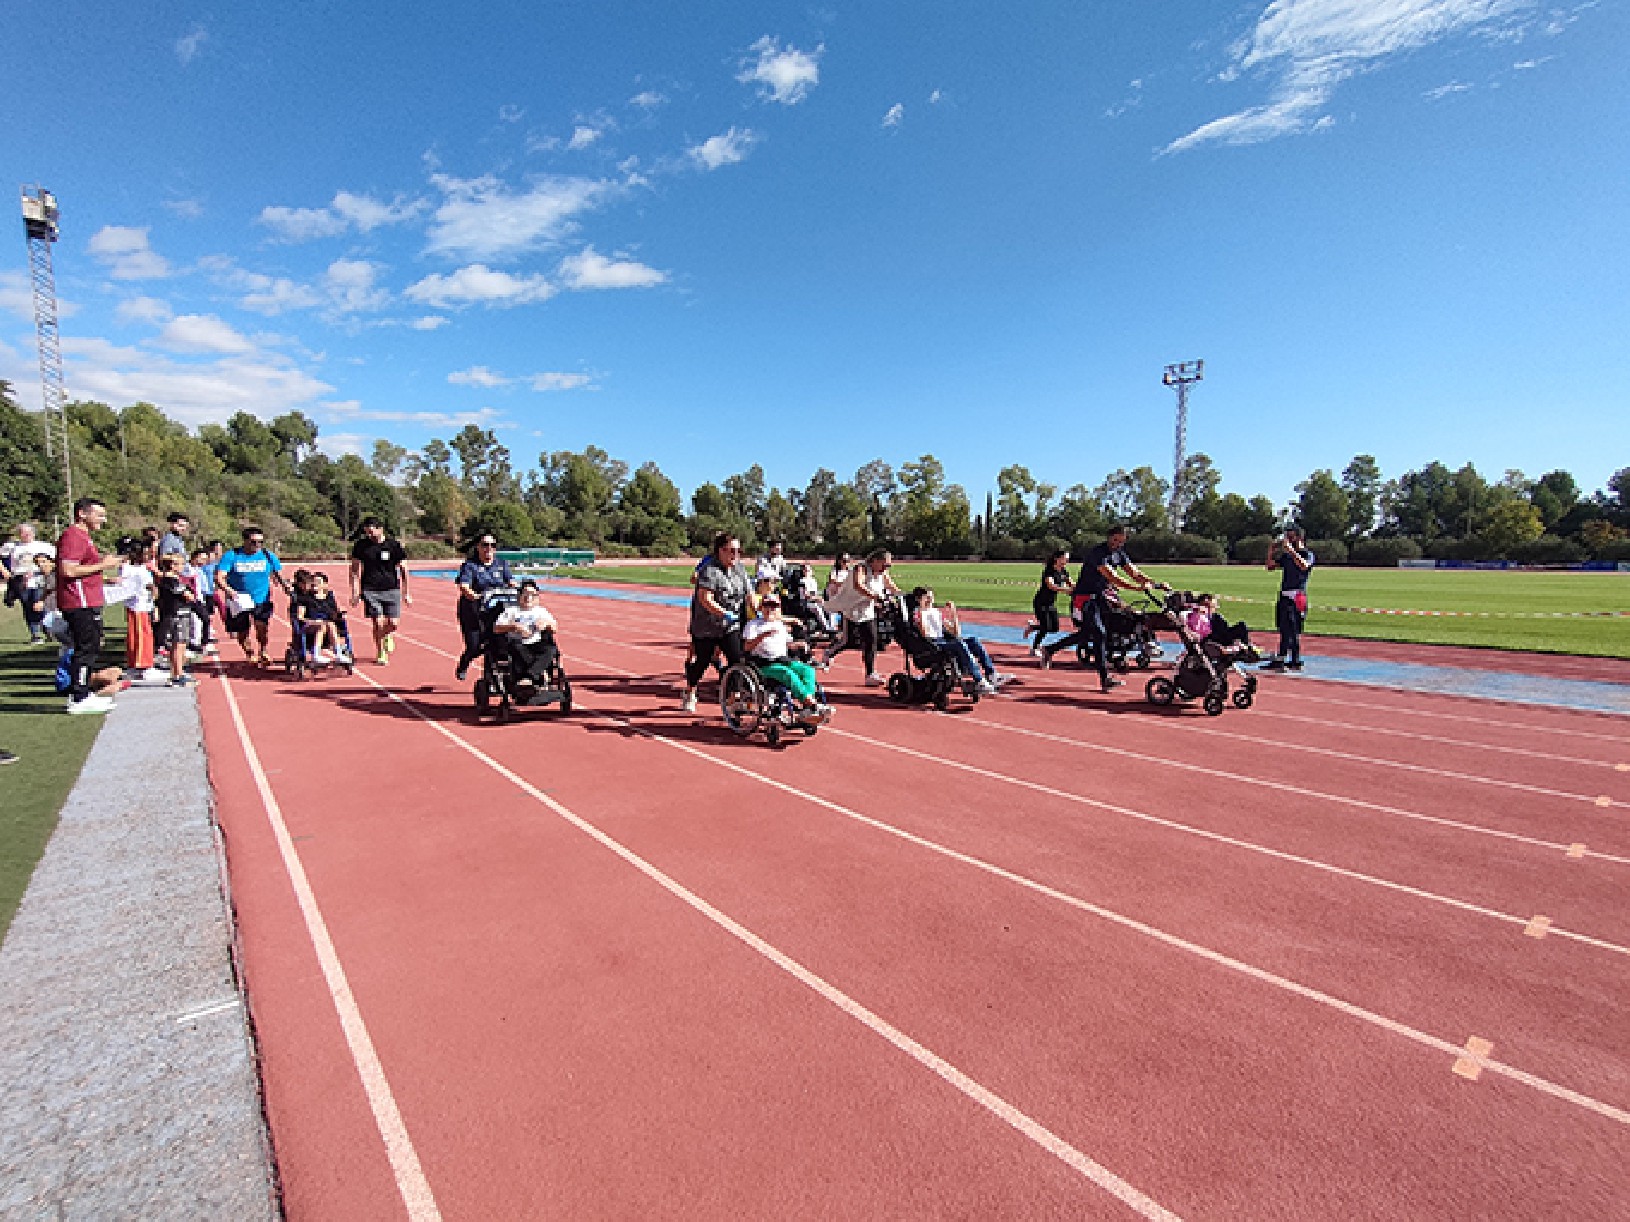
top-left (1262, 527), bottom-right (1314, 671)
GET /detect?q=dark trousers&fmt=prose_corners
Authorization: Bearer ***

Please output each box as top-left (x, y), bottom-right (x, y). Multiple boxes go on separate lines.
top-left (686, 630), bottom-right (743, 687)
top-left (827, 618), bottom-right (879, 674)
top-left (1275, 595), bottom-right (1305, 663)
top-left (1049, 598), bottom-right (1110, 681)
top-left (456, 606), bottom-right (483, 673)
top-left (510, 635), bottom-right (559, 683)
top-left (1030, 595), bottom-right (1060, 642)
top-left (65, 607), bottom-right (103, 700)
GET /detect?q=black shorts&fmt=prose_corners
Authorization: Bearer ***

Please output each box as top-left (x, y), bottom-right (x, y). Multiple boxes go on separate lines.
top-left (225, 600), bottom-right (275, 635)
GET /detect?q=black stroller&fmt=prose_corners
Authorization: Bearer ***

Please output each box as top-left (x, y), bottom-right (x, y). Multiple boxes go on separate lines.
top-left (883, 596), bottom-right (981, 710)
top-left (779, 564), bottom-right (840, 652)
top-left (1070, 588), bottom-right (1167, 672)
top-left (472, 588), bottom-right (573, 722)
top-left (1144, 591), bottom-right (1258, 716)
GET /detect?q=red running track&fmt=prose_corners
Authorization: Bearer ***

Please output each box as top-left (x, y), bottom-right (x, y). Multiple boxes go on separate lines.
top-left (197, 573), bottom-right (1630, 1220)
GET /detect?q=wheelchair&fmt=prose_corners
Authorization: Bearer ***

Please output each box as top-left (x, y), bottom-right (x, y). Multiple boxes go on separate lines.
top-left (883, 597), bottom-right (981, 710)
top-left (719, 657), bottom-right (828, 747)
top-left (472, 589), bottom-right (573, 723)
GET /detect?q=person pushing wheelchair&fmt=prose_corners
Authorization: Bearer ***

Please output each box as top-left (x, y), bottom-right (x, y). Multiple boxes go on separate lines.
top-left (1040, 525), bottom-right (1169, 692)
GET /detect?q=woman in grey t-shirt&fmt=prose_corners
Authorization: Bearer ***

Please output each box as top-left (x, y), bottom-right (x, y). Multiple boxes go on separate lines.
top-left (681, 533), bottom-right (751, 712)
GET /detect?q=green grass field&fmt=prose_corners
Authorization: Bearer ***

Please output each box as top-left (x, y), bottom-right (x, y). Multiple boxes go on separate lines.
top-left (556, 562), bottom-right (1630, 658)
top-left (0, 605), bottom-right (124, 943)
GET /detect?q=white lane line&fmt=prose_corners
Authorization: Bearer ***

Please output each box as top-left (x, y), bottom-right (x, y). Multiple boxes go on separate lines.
top-left (174, 997), bottom-right (243, 1024)
top-left (347, 666), bottom-right (1180, 1221)
top-left (1246, 706), bottom-right (1626, 771)
top-left (217, 670), bottom-right (443, 1222)
top-left (559, 624), bottom-right (1630, 870)
top-left (1262, 688), bottom-right (1630, 745)
top-left (523, 657), bottom-right (1630, 1132)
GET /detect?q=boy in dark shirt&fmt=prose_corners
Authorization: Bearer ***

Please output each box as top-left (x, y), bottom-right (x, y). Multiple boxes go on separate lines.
top-left (155, 552), bottom-right (200, 687)
top-left (295, 572), bottom-right (350, 664)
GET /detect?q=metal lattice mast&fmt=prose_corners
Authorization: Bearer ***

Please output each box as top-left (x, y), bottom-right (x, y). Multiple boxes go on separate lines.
top-left (1162, 359), bottom-right (1203, 529)
top-left (21, 186), bottom-right (72, 522)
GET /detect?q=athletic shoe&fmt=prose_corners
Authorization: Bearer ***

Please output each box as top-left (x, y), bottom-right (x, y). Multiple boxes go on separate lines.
top-left (991, 673), bottom-right (1015, 689)
top-left (141, 667), bottom-right (169, 683)
top-left (1285, 660), bottom-right (1304, 671)
top-left (169, 674), bottom-right (196, 687)
top-left (376, 654), bottom-right (390, 666)
top-left (1038, 649), bottom-right (1053, 670)
top-left (313, 649), bottom-right (330, 665)
top-left (865, 673), bottom-right (886, 686)
top-left (818, 704), bottom-right (834, 724)
top-left (680, 691), bottom-right (698, 712)
top-left (977, 679), bottom-right (997, 695)
top-left (1028, 642), bottom-right (1042, 658)
top-left (1099, 677), bottom-right (1124, 692)
top-left (66, 693), bottom-right (115, 715)
top-left (202, 644), bottom-right (219, 657)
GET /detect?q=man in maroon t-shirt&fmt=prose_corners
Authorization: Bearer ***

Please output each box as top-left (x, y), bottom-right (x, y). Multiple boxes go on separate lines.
top-left (56, 497), bottom-right (124, 714)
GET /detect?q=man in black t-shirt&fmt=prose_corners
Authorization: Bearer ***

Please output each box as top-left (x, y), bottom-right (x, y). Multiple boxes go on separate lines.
top-left (349, 517), bottom-right (411, 666)
top-left (1040, 525), bottom-right (1165, 691)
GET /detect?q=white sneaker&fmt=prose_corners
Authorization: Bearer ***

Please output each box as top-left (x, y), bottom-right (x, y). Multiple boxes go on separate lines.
top-left (977, 679), bottom-right (997, 695)
top-left (141, 667), bottom-right (169, 684)
top-left (991, 673), bottom-right (1015, 688)
top-left (865, 673), bottom-right (886, 686)
top-left (680, 691), bottom-right (698, 712)
top-left (313, 649), bottom-right (330, 665)
top-left (67, 693), bottom-right (115, 715)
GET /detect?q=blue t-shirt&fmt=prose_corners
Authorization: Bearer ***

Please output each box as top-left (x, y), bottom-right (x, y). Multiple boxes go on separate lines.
top-left (1074, 543), bottom-right (1128, 598)
top-left (456, 557), bottom-right (514, 595)
top-left (218, 548), bottom-right (283, 605)
top-left (1277, 548), bottom-right (1314, 594)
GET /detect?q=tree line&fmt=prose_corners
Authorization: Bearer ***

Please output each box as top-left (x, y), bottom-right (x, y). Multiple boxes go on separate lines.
top-left (1, 383), bottom-right (1625, 566)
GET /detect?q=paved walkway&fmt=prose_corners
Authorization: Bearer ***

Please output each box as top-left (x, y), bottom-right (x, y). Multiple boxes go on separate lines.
top-left (0, 680), bottom-right (279, 1220)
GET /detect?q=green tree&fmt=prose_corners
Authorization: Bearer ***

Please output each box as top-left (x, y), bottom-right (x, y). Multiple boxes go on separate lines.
top-left (458, 501), bottom-right (536, 550)
top-left (797, 468), bottom-right (837, 546)
top-left (371, 439), bottom-right (408, 483)
top-left (1171, 453), bottom-right (1220, 530)
top-left (415, 471), bottom-right (471, 539)
top-left (1048, 484), bottom-right (1107, 543)
top-left (0, 382), bottom-right (64, 527)
top-left (451, 425), bottom-right (516, 502)
top-left (1340, 455), bottom-right (1381, 540)
top-left (1094, 467), bottom-right (1168, 533)
top-left (1294, 469), bottom-right (1349, 540)
top-left (1477, 499), bottom-right (1544, 556)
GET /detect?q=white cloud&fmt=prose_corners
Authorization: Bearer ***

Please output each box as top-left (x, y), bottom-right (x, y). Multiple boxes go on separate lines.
top-left (448, 365), bottom-right (512, 388)
top-left (423, 173), bottom-right (616, 262)
top-left (568, 124), bottom-right (604, 151)
top-left (328, 403), bottom-right (508, 428)
top-left (324, 259), bottom-right (391, 312)
top-left (258, 191), bottom-right (424, 242)
top-left (499, 104), bottom-right (525, 123)
top-left (882, 103), bottom-right (905, 128)
top-left (557, 247), bottom-right (666, 291)
top-left (1425, 80), bottom-right (1474, 98)
top-left (317, 432), bottom-right (370, 458)
top-left (53, 335), bottom-right (337, 427)
top-left (164, 198), bottom-right (205, 219)
top-left (87, 226), bottom-right (172, 280)
top-left (1513, 54), bottom-right (1554, 69)
top-left (531, 372), bottom-right (594, 392)
top-left (116, 296), bottom-right (174, 326)
top-left (689, 127), bottom-right (757, 171)
top-left (629, 90), bottom-right (667, 108)
top-left (410, 315), bottom-right (448, 331)
top-left (175, 26), bottom-right (207, 66)
top-left (155, 314), bottom-right (256, 356)
top-left (0, 271), bottom-right (37, 321)
top-left (404, 264), bottom-right (556, 309)
top-left (1165, 0), bottom-right (1536, 154)
top-left (737, 36), bottom-right (823, 105)
top-left (238, 272), bottom-right (325, 315)
top-left (928, 89), bottom-right (945, 104)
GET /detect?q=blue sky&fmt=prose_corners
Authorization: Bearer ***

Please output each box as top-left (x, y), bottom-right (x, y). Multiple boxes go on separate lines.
top-left (3, 0), bottom-right (1625, 509)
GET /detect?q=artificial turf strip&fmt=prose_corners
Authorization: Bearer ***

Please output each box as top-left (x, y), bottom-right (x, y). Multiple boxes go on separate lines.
top-left (0, 606), bottom-right (125, 944)
top-left (555, 563), bottom-right (1630, 658)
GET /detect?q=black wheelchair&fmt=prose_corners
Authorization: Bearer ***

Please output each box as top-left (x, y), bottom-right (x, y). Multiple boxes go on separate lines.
top-left (472, 589), bottom-right (573, 723)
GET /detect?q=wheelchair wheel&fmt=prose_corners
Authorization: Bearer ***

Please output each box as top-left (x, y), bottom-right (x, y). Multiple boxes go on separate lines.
top-left (1146, 676), bottom-right (1176, 706)
top-left (558, 676), bottom-right (573, 713)
top-left (474, 678), bottom-right (490, 711)
top-left (496, 694), bottom-right (513, 724)
top-left (1231, 688), bottom-right (1254, 710)
top-left (765, 722), bottom-right (782, 748)
top-left (1203, 691), bottom-right (1226, 717)
top-left (720, 665), bottom-right (765, 738)
top-left (886, 673), bottom-right (911, 703)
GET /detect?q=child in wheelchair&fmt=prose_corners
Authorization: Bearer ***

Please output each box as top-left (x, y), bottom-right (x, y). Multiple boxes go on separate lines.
top-left (292, 570), bottom-right (353, 667)
top-left (490, 580), bottom-right (561, 690)
top-left (742, 592), bottom-right (831, 725)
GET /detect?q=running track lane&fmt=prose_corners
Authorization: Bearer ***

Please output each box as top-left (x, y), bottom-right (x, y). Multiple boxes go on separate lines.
top-left (198, 584), bottom-right (1630, 1218)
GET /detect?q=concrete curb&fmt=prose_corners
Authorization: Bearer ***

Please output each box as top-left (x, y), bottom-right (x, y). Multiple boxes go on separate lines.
top-left (0, 679), bottom-right (280, 1219)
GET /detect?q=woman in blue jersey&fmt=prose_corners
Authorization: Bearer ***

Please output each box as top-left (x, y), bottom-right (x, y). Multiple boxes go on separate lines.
top-left (454, 534), bottom-right (515, 680)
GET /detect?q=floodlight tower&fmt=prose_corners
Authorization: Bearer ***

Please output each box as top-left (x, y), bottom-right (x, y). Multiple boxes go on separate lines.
top-left (1162, 359), bottom-right (1203, 529)
top-left (21, 186), bottom-right (73, 522)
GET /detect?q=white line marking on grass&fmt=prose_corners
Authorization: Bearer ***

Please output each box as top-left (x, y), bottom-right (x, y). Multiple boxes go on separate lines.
top-left (543, 657), bottom-right (1630, 1131)
top-left (217, 671), bottom-right (443, 1222)
top-left (349, 667), bottom-right (1180, 1222)
top-left (558, 624), bottom-right (1630, 870)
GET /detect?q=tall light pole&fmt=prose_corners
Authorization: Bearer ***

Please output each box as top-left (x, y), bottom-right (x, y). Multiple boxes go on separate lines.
top-left (1163, 359), bottom-right (1203, 530)
top-left (21, 186), bottom-right (73, 524)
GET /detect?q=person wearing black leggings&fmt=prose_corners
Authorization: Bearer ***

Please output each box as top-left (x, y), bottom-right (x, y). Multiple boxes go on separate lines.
top-left (822, 549), bottom-right (899, 685)
top-left (1027, 550), bottom-right (1071, 656)
top-left (454, 535), bottom-right (515, 680)
top-left (682, 533), bottom-right (751, 712)
top-left (1262, 528), bottom-right (1314, 671)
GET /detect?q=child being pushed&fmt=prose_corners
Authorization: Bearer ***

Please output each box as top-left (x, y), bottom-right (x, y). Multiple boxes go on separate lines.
top-left (743, 593), bottom-right (831, 724)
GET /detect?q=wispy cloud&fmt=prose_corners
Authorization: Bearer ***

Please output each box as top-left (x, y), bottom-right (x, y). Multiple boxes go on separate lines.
top-left (423, 173), bottom-right (618, 262)
top-left (324, 259), bottom-right (390, 312)
top-left (737, 36), bottom-right (823, 105)
top-left (498, 104), bottom-right (525, 124)
top-left (205, 256), bottom-right (389, 317)
top-left (163, 198), bottom-right (205, 219)
top-left (928, 89), bottom-right (945, 105)
top-left (689, 127), bottom-right (757, 171)
top-left (328, 403), bottom-right (508, 429)
top-left (629, 90), bottom-right (668, 108)
top-left (1165, 0), bottom-right (1537, 154)
top-left (557, 247), bottom-right (666, 290)
top-left (409, 315), bottom-right (448, 331)
top-left (154, 314), bottom-right (257, 356)
top-left (404, 264), bottom-right (556, 309)
top-left (1425, 80), bottom-right (1474, 99)
top-left (531, 372), bottom-right (594, 392)
top-left (175, 26), bottom-right (207, 66)
top-left (448, 365), bottom-right (512, 388)
top-left (568, 124), bottom-right (606, 151)
top-left (116, 296), bottom-right (174, 326)
top-left (258, 191), bottom-right (426, 242)
top-left (87, 226), bottom-right (172, 280)
top-left (882, 103), bottom-right (905, 129)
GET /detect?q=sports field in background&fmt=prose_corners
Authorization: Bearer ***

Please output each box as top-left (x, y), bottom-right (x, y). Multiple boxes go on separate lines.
top-left (558, 562), bottom-right (1630, 658)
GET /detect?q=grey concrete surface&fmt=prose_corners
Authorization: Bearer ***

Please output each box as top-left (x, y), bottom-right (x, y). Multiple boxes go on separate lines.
top-left (0, 680), bottom-right (280, 1220)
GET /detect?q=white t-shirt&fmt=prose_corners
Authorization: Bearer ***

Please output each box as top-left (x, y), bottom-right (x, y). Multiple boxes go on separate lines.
top-left (118, 564), bottom-right (156, 615)
top-left (756, 555), bottom-right (786, 583)
top-left (4, 540), bottom-right (52, 576)
top-left (496, 604), bottom-right (556, 645)
top-left (845, 568), bottom-right (888, 624)
top-left (918, 606), bottom-right (947, 641)
top-left (745, 616), bottom-right (791, 660)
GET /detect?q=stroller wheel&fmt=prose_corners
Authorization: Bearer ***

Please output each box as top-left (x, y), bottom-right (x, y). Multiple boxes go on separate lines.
top-left (1203, 691), bottom-right (1226, 717)
top-left (496, 694), bottom-right (512, 724)
top-left (1145, 676), bottom-right (1176, 706)
top-left (474, 678), bottom-right (490, 710)
top-left (558, 677), bottom-right (573, 714)
top-left (886, 673), bottom-right (911, 703)
top-left (1231, 689), bottom-right (1254, 710)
